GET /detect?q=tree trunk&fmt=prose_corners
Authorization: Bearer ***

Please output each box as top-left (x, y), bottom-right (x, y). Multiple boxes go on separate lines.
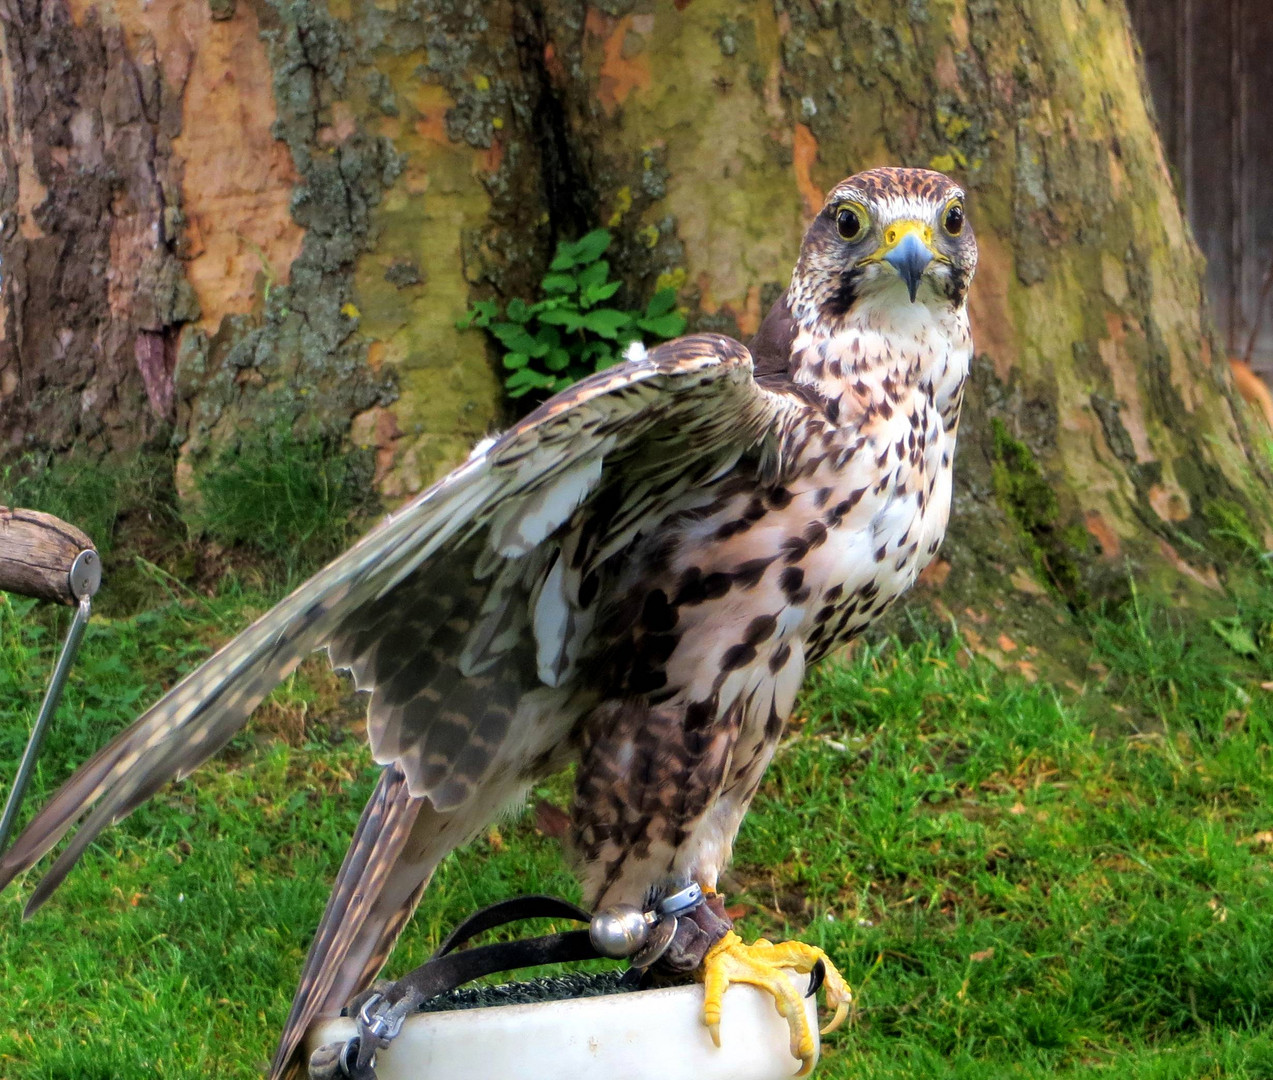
top-left (3, 0), bottom-right (1268, 649)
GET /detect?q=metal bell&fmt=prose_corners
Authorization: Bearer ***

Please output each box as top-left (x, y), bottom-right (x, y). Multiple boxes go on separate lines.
top-left (589, 903), bottom-right (651, 958)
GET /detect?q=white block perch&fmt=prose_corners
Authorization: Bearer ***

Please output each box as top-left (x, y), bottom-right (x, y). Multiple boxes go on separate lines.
top-left (307, 971), bottom-right (819, 1080)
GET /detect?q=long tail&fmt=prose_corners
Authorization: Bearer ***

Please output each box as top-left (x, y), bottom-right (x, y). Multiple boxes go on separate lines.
top-left (270, 764), bottom-right (435, 1079)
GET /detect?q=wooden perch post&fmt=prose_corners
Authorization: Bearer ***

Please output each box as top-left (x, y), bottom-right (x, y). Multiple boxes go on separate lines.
top-left (0, 507), bottom-right (99, 606)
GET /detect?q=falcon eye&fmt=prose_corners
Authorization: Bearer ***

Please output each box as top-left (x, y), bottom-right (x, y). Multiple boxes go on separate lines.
top-left (835, 204), bottom-right (865, 241)
top-left (943, 201), bottom-right (965, 236)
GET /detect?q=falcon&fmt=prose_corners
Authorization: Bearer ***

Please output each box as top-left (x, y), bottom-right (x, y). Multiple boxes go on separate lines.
top-left (0, 167), bottom-right (976, 1076)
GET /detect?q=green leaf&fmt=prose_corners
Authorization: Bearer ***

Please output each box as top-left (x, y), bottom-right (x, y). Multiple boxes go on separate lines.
top-left (534, 325), bottom-right (561, 350)
top-left (573, 229), bottom-right (612, 265)
top-left (549, 239), bottom-right (580, 271)
top-left (538, 308), bottom-right (586, 332)
top-left (582, 280), bottom-right (622, 307)
top-left (506, 298), bottom-right (530, 322)
top-left (490, 323), bottom-right (538, 353)
top-left (544, 348), bottom-right (571, 372)
top-left (636, 312), bottom-right (687, 339)
top-left (542, 272), bottom-right (578, 295)
top-left (1210, 617), bottom-right (1260, 658)
top-left (581, 308), bottom-right (633, 339)
top-left (505, 369), bottom-right (536, 394)
top-left (502, 352), bottom-right (529, 370)
top-left (594, 349), bottom-right (622, 371)
top-left (505, 367), bottom-right (555, 396)
top-left (577, 260), bottom-right (609, 289)
top-left (457, 299), bottom-right (497, 329)
top-left (645, 288), bottom-right (677, 318)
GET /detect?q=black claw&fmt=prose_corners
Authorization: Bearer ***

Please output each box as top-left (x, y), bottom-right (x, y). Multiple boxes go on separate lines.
top-left (807, 958), bottom-right (826, 997)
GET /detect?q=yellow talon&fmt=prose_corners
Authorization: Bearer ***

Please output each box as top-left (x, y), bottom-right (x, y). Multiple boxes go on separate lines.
top-left (696, 930), bottom-right (852, 1075)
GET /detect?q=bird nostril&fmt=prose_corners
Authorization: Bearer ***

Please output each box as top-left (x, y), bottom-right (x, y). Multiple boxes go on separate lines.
top-left (885, 228), bottom-right (897, 245)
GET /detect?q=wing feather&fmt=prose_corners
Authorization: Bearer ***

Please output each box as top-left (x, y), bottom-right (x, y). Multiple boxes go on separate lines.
top-left (269, 763), bottom-right (422, 1078)
top-left (0, 333), bottom-right (788, 910)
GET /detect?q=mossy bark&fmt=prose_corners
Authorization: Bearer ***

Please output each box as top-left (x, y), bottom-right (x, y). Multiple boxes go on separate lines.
top-left (3, 0), bottom-right (1268, 662)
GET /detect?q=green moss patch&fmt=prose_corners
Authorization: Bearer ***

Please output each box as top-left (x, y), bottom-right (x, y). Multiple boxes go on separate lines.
top-left (990, 417), bottom-right (1089, 608)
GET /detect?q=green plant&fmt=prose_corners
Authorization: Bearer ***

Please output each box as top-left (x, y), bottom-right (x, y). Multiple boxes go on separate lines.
top-left (459, 229), bottom-right (686, 399)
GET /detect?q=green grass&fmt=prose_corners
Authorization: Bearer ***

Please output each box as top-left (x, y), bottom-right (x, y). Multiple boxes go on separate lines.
top-left (4, 456), bottom-right (127, 555)
top-left (4, 572), bottom-right (1273, 1078)
top-left (192, 426), bottom-right (377, 572)
top-left (2, 432), bottom-right (379, 622)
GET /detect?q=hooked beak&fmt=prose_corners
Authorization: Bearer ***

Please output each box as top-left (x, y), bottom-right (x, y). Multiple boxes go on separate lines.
top-left (883, 231), bottom-right (933, 303)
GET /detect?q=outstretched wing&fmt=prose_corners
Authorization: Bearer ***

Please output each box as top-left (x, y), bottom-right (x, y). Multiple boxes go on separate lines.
top-left (0, 334), bottom-right (793, 912)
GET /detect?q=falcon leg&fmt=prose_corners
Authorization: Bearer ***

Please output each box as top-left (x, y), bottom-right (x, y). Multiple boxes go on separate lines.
top-left (697, 929), bottom-right (851, 1077)
top-left (649, 891), bottom-right (734, 975)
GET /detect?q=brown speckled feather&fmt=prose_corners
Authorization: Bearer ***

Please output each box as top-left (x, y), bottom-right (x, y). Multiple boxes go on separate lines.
top-left (269, 763), bottom-right (422, 1077)
top-left (749, 292), bottom-right (799, 383)
top-left (1, 168), bottom-right (977, 1078)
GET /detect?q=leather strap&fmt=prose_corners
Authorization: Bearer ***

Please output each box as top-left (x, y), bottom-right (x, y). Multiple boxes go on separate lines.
top-left (430, 894), bottom-right (593, 960)
top-left (310, 895), bottom-right (611, 1080)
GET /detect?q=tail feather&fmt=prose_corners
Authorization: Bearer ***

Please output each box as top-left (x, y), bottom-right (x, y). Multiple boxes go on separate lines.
top-left (269, 766), bottom-right (534, 1077)
top-left (269, 763), bottom-right (430, 1079)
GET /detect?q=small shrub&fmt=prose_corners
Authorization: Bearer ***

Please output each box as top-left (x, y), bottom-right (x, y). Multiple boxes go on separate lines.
top-left (459, 228), bottom-right (686, 400)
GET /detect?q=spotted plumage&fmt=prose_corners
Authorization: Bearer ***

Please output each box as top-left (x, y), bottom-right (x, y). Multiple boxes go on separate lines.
top-left (0, 168), bottom-right (976, 1077)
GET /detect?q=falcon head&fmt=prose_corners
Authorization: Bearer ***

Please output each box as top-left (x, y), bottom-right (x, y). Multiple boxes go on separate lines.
top-left (790, 167), bottom-right (976, 324)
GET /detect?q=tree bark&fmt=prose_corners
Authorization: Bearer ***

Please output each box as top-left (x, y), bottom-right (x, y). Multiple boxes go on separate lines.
top-left (2, 0), bottom-right (1268, 654)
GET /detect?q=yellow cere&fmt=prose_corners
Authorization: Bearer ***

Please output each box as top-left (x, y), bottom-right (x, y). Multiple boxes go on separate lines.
top-left (882, 221), bottom-right (935, 250)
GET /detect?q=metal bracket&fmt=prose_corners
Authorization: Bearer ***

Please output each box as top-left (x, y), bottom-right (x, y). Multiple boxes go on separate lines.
top-left (0, 548), bottom-right (101, 856)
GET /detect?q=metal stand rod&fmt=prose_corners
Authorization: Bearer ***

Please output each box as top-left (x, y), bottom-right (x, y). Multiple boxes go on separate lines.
top-left (0, 547), bottom-right (99, 858)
